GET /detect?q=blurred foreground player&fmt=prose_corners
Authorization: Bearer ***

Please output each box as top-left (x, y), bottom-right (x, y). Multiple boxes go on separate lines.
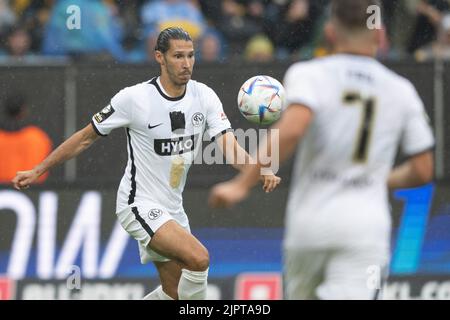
top-left (13, 27), bottom-right (280, 300)
top-left (209, 0), bottom-right (434, 299)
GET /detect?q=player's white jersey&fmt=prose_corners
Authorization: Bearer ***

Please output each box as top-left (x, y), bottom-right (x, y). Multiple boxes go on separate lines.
top-left (283, 54), bottom-right (434, 249)
top-left (92, 77), bottom-right (231, 215)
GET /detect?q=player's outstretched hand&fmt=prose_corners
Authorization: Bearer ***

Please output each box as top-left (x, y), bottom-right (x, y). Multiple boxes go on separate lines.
top-left (261, 174), bottom-right (281, 193)
top-left (12, 170), bottom-right (39, 190)
top-left (209, 180), bottom-right (249, 209)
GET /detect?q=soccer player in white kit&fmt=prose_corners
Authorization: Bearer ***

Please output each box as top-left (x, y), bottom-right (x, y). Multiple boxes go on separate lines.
top-left (12, 27), bottom-right (281, 300)
top-left (209, 0), bottom-right (435, 299)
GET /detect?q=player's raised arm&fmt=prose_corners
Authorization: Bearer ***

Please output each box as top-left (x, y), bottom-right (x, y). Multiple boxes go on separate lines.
top-left (12, 123), bottom-right (99, 190)
top-left (215, 131), bottom-right (281, 193)
top-left (235, 104), bottom-right (312, 189)
top-left (216, 131), bottom-right (252, 172)
top-left (209, 103), bottom-right (312, 208)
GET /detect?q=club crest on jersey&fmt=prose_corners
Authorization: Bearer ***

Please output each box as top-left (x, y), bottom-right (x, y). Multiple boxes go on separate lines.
top-left (148, 208), bottom-right (163, 220)
top-left (191, 112), bottom-right (205, 127)
top-left (94, 104), bottom-right (115, 123)
top-left (154, 134), bottom-right (200, 156)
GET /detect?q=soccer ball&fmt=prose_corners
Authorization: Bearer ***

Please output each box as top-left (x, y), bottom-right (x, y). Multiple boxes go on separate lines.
top-left (237, 75), bottom-right (286, 125)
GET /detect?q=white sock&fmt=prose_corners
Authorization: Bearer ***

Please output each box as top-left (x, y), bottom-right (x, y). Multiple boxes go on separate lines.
top-left (178, 268), bottom-right (209, 300)
top-left (142, 285), bottom-right (174, 300)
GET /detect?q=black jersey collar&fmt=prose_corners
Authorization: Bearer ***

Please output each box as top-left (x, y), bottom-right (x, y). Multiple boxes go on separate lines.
top-left (149, 77), bottom-right (186, 101)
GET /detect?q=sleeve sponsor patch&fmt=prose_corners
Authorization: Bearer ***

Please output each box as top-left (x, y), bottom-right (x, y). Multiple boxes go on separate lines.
top-left (93, 105), bottom-right (115, 123)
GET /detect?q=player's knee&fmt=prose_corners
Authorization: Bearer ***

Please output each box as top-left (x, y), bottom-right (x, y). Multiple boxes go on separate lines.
top-left (188, 247), bottom-right (209, 271)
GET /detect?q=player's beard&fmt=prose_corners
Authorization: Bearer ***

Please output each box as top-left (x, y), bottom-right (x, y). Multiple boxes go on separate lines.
top-left (176, 71), bottom-right (191, 85)
top-left (167, 69), bottom-right (190, 87)
top-left (180, 71), bottom-right (192, 84)
top-left (165, 61), bottom-right (192, 87)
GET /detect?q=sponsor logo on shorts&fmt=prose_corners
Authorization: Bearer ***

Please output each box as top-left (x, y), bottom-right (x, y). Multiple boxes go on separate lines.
top-left (148, 209), bottom-right (163, 220)
top-left (191, 112), bottom-right (205, 127)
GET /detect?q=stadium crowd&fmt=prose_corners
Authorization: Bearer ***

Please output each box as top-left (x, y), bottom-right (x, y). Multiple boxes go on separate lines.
top-left (0, 0), bottom-right (450, 63)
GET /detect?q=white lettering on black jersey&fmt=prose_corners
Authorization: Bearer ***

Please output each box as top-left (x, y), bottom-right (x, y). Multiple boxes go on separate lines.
top-left (154, 134), bottom-right (200, 156)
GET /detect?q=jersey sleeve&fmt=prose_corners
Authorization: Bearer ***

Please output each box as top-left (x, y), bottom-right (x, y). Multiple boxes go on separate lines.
top-left (204, 87), bottom-right (232, 141)
top-left (400, 83), bottom-right (435, 156)
top-left (91, 88), bottom-right (133, 136)
top-left (283, 63), bottom-right (320, 112)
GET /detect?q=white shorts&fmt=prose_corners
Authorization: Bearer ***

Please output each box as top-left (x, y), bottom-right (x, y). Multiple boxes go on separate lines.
top-left (116, 204), bottom-right (191, 264)
top-left (283, 245), bottom-right (389, 300)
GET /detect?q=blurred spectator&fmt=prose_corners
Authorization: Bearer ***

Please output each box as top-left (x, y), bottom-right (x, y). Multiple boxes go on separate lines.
top-left (0, 0), bottom-right (16, 34)
top-left (196, 29), bottom-right (226, 62)
top-left (217, 0), bottom-right (264, 59)
top-left (244, 34), bottom-right (274, 62)
top-left (198, 0), bottom-right (222, 25)
top-left (269, 0), bottom-right (323, 59)
top-left (113, 0), bottom-right (146, 35)
top-left (10, 0), bottom-right (53, 15)
top-left (378, 0), bottom-right (416, 58)
top-left (2, 0), bottom-right (442, 62)
top-left (246, 0), bottom-right (267, 28)
top-left (197, 30), bottom-right (226, 63)
top-left (121, 32), bottom-right (147, 63)
top-left (10, 0), bottom-right (54, 53)
top-left (407, 0), bottom-right (450, 53)
top-left (199, 33), bottom-right (220, 62)
top-left (416, 13), bottom-right (450, 61)
top-left (0, 93), bottom-right (52, 184)
top-left (141, 0), bottom-right (207, 61)
top-left (112, 0), bottom-right (148, 63)
top-left (42, 0), bottom-right (127, 61)
top-left (0, 25), bottom-right (39, 62)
